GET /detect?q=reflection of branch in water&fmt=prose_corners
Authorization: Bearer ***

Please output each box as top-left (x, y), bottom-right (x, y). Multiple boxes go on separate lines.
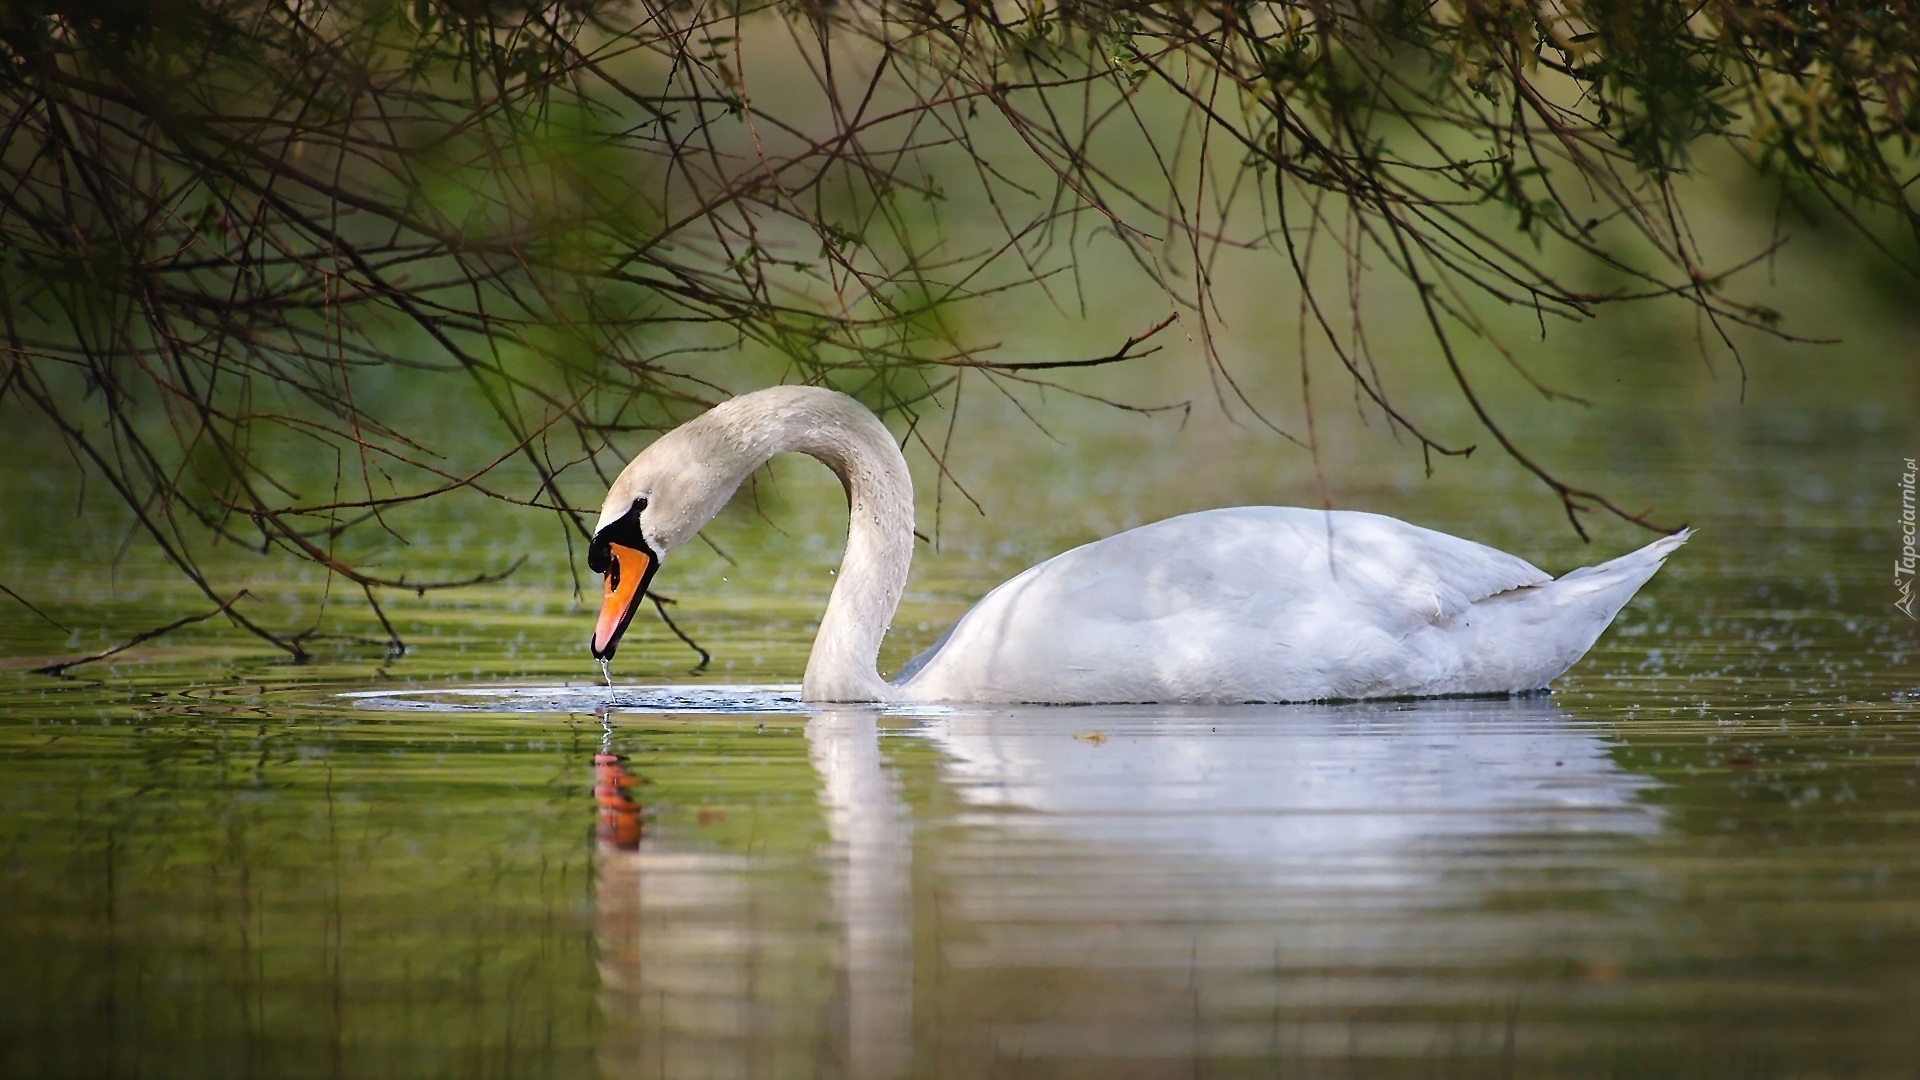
top-left (594, 720), bottom-right (644, 851)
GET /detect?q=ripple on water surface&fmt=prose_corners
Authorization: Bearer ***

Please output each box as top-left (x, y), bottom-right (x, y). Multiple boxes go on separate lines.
top-left (337, 682), bottom-right (809, 714)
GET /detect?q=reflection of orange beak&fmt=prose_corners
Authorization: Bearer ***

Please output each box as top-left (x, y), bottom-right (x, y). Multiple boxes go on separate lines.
top-left (594, 751), bottom-right (644, 850)
top-left (591, 542), bottom-right (651, 660)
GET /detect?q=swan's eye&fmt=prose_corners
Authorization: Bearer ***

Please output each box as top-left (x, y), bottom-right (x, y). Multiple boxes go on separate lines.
top-left (587, 497), bottom-right (648, 575)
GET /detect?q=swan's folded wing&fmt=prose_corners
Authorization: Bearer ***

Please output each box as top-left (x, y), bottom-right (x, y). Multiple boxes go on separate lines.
top-left (1312, 511), bottom-right (1550, 631)
top-left (941, 508), bottom-right (1551, 634)
top-left (891, 508), bottom-right (1556, 701)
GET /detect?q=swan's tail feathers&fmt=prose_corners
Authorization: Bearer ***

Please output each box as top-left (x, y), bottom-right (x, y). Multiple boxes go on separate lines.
top-left (1543, 526), bottom-right (1697, 641)
top-left (1462, 528), bottom-right (1688, 694)
top-left (1552, 527), bottom-right (1692, 609)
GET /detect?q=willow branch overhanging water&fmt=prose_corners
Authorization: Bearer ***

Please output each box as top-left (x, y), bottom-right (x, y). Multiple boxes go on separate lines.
top-left (2, 0), bottom-right (1915, 660)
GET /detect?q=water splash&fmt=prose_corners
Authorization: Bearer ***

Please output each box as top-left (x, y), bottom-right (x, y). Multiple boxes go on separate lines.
top-left (597, 657), bottom-right (612, 691)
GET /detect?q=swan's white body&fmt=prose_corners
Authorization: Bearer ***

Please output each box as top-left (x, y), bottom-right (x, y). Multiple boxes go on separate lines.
top-left (895, 507), bottom-right (1685, 703)
top-left (594, 386), bottom-right (1686, 704)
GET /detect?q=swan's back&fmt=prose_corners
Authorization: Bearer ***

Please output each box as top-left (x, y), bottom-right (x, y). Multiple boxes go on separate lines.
top-left (895, 508), bottom-right (1682, 704)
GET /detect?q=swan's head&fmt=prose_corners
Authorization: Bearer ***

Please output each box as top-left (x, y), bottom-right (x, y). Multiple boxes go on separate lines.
top-left (587, 406), bottom-right (753, 660)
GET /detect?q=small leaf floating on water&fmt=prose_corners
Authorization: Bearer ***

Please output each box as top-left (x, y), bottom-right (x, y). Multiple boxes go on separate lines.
top-left (1581, 957), bottom-right (1623, 983)
top-left (1073, 731), bottom-right (1107, 746)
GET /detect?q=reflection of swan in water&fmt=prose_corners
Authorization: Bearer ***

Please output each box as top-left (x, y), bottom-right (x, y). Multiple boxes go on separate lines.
top-left (918, 696), bottom-right (1659, 890)
top-left (807, 710), bottom-right (912, 1080)
top-left (593, 709), bottom-right (912, 1080)
top-left (594, 720), bottom-right (645, 851)
top-left (909, 696), bottom-right (1664, 1065)
top-left (593, 696), bottom-right (1661, 1075)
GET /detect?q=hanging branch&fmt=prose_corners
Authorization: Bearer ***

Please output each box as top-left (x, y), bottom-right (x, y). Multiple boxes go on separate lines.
top-left (0, 0), bottom-right (1910, 667)
top-left (32, 591), bottom-right (251, 677)
top-left (1, 582), bottom-right (70, 635)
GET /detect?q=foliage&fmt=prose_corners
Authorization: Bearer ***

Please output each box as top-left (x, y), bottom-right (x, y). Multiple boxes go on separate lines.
top-left (1, 0), bottom-right (1915, 657)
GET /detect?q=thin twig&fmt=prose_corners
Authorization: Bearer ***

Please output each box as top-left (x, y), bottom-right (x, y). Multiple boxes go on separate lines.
top-left (1, 581), bottom-right (70, 634)
top-left (649, 593), bottom-right (711, 672)
top-left (32, 590), bottom-right (250, 677)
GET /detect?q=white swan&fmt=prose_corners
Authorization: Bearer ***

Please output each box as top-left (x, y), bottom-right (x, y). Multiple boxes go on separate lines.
top-left (587, 386), bottom-right (1687, 703)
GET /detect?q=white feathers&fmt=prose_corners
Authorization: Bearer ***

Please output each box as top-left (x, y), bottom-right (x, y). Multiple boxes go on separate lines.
top-left (893, 509), bottom-right (1684, 704)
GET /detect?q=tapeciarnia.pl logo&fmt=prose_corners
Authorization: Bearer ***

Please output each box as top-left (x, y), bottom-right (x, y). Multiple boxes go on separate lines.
top-left (1899, 457), bottom-right (1918, 619)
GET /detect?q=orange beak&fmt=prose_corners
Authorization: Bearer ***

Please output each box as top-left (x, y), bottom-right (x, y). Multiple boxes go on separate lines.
top-left (592, 542), bottom-right (652, 659)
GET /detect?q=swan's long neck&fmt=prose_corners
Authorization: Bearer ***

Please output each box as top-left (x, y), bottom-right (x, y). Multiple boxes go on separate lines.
top-left (787, 401), bottom-right (913, 702)
top-left (664, 389), bottom-right (913, 702)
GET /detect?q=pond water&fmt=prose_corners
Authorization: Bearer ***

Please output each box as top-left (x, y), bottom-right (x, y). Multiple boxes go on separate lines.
top-left (3, 347), bottom-right (1919, 1078)
top-left (4, 668), bottom-right (1918, 1079)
